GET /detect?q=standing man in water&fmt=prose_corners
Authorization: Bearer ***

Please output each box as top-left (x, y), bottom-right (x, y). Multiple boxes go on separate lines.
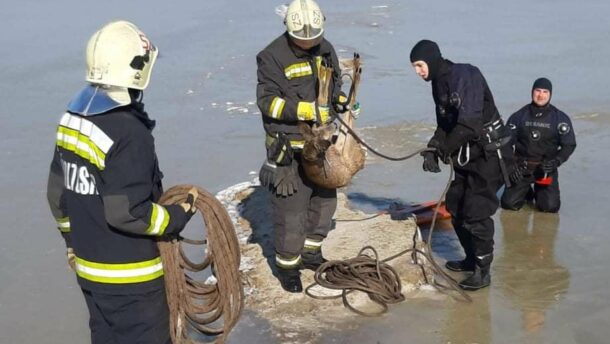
top-left (46, 21), bottom-right (196, 343)
top-left (256, 0), bottom-right (346, 292)
top-left (501, 78), bottom-right (576, 213)
top-left (411, 40), bottom-right (513, 290)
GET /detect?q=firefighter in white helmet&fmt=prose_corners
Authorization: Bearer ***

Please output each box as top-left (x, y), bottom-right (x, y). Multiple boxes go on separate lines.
top-left (256, 0), bottom-right (348, 293)
top-left (47, 21), bottom-right (196, 343)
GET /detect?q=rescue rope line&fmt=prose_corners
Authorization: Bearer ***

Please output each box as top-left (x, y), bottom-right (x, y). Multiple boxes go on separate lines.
top-left (158, 185), bottom-right (244, 344)
top-left (332, 112), bottom-right (434, 161)
top-left (306, 135), bottom-right (472, 314)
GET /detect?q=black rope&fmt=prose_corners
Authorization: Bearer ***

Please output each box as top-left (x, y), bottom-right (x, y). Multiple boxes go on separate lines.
top-left (332, 112), bottom-right (435, 161)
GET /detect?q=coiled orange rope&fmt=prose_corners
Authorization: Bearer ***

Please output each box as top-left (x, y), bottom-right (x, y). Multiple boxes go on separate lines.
top-left (158, 185), bottom-right (243, 343)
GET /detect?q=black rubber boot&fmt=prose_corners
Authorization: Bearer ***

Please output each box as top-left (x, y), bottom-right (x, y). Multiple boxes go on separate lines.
top-left (451, 220), bottom-right (476, 272)
top-left (459, 254), bottom-right (492, 291)
top-left (445, 258), bottom-right (475, 272)
top-left (277, 268), bottom-right (303, 293)
top-left (301, 250), bottom-right (327, 271)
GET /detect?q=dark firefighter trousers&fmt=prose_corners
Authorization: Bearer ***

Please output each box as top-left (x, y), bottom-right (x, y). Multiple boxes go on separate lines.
top-left (501, 169), bottom-right (560, 212)
top-left (271, 158), bottom-right (337, 260)
top-left (82, 287), bottom-right (171, 344)
top-left (447, 152), bottom-right (504, 264)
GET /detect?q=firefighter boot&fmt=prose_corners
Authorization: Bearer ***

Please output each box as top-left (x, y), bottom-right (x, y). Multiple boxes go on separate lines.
top-left (277, 267), bottom-right (303, 293)
top-left (459, 254), bottom-right (492, 291)
top-left (445, 257), bottom-right (475, 272)
top-left (301, 250), bottom-right (328, 271)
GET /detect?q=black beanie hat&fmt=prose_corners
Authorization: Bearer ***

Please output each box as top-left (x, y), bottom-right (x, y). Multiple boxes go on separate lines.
top-left (410, 39), bottom-right (443, 81)
top-left (532, 77), bottom-right (552, 94)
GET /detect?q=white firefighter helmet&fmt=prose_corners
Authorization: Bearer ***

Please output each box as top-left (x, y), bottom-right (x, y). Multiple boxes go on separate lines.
top-left (85, 20), bottom-right (158, 90)
top-left (285, 0), bottom-right (324, 41)
top-left (68, 21), bottom-right (158, 116)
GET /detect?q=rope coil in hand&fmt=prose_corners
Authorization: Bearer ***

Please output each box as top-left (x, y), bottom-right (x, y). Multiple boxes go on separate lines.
top-left (158, 185), bottom-right (243, 344)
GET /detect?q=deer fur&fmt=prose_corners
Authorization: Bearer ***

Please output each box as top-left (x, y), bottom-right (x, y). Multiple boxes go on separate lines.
top-left (299, 121), bottom-right (365, 188)
top-left (298, 55), bottom-right (366, 189)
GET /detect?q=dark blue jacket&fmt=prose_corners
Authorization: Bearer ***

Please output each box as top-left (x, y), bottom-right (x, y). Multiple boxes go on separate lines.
top-left (428, 60), bottom-right (502, 156)
top-left (507, 103), bottom-right (576, 163)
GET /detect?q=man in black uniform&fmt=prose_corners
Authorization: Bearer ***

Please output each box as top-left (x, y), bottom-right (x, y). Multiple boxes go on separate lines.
top-left (501, 78), bottom-right (576, 212)
top-left (46, 21), bottom-right (196, 343)
top-left (256, 0), bottom-right (346, 293)
top-left (411, 40), bottom-right (513, 290)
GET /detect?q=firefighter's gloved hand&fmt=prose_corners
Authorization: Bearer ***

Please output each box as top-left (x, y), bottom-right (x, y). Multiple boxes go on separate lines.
top-left (259, 160), bottom-right (276, 190)
top-left (509, 163), bottom-right (526, 184)
top-left (180, 187), bottom-right (199, 214)
top-left (67, 247), bottom-right (76, 271)
top-left (297, 101), bottom-right (317, 121)
top-left (422, 151), bottom-right (441, 173)
top-left (332, 91), bottom-right (350, 114)
top-left (541, 158), bottom-right (561, 173)
top-left (166, 188), bottom-right (198, 236)
top-left (274, 164), bottom-right (299, 196)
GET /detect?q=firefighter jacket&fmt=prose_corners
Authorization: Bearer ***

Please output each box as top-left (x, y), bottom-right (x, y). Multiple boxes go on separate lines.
top-left (507, 103), bottom-right (576, 163)
top-left (256, 32), bottom-right (342, 152)
top-left (428, 60), bottom-right (506, 159)
top-left (46, 105), bottom-right (187, 294)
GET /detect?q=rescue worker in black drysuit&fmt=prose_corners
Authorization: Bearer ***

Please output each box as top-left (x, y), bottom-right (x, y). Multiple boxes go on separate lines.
top-left (256, 0), bottom-right (348, 293)
top-left (46, 21), bottom-right (197, 343)
top-left (411, 40), bottom-right (513, 290)
top-left (501, 78), bottom-right (576, 212)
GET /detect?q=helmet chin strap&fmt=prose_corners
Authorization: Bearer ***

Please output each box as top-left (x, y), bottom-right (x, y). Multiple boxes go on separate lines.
top-left (129, 89), bottom-right (144, 103)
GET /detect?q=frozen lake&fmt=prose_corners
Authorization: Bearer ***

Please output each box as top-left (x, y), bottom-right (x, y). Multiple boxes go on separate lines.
top-left (1, 0), bottom-right (609, 343)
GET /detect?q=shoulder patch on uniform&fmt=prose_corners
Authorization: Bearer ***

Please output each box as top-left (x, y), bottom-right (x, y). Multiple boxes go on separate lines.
top-left (557, 122), bottom-right (571, 135)
top-left (509, 123), bottom-right (516, 130)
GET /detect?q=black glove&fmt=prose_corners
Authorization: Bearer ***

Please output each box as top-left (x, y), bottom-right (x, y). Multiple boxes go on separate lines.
top-left (332, 91), bottom-right (350, 114)
top-left (509, 162), bottom-right (526, 184)
top-left (259, 160), bottom-right (276, 189)
top-left (541, 158), bottom-right (561, 173)
top-left (422, 151), bottom-right (441, 173)
top-left (427, 139), bottom-right (450, 164)
top-left (274, 164), bottom-right (299, 197)
top-left (165, 188), bottom-right (198, 236)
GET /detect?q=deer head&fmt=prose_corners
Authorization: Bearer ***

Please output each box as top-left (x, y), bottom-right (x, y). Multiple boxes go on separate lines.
top-left (299, 122), bottom-right (335, 163)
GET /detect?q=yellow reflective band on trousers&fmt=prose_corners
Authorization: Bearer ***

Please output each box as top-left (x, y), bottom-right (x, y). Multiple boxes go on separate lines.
top-left (284, 62), bottom-right (312, 80)
top-left (146, 203), bottom-right (170, 236)
top-left (56, 216), bottom-right (71, 233)
top-left (304, 238), bottom-right (323, 251)
top-left (268, 96), bottom-right (286, 119)
top-left (265, 134), bottom-right (305, 150)
top-left (75, 256), bottom-right (164, 284)
top-left (276, 254), bottom-right (301, 268)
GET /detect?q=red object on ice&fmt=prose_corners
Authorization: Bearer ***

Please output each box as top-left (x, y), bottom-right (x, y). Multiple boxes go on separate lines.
top-left (535, 174), bottom-right (553, 186)
top-left (388, 200), bottom-right (451, 225)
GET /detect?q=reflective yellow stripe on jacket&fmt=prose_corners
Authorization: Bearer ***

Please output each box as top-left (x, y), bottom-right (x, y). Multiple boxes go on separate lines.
top-left (268, 96), bottom-right (286, 119)
top-left (75, 256), bottom-right (164, 284)
top-left (56, 216), bottom-right (70, 233)
top-left (284, 62), bottom-right (312, 80)
top-left (56, 113), bottom-right (114, 170)
top-left (145, 203), bottom-right (170, 236)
